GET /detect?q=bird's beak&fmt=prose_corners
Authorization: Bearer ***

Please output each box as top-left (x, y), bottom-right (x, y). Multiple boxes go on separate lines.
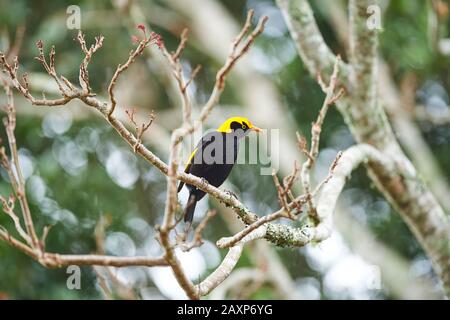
top-left (251, 126), bottom-right (263, 133)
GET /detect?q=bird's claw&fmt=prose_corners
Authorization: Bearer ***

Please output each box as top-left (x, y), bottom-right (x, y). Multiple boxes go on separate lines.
top-left (200, 178), bottom-right (209, 188)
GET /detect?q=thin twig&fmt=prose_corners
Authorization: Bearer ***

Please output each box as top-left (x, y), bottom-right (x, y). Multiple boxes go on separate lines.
top-left (217, 212), bottom-right (284, 249)
top-left (272, 171), bottom-right (294, 219)
top-left (125, 109), bottom-right (156, 153)
top-left (161, 28), bottom-right (193, 124)
top-left (107, 26), bottom-right (161, 118)
top-left (300, 55), bottom-right (344, 222)
top-left (313, 151), bottom-right (343, 195)
top-left (198, 12), bottom-right (268, 124)
top-left (1, 79), bottom-right (40, 248)
top-left (77, 31), bottom-right (105, 94)
top-left (0, 194), bottom-right (31, 245)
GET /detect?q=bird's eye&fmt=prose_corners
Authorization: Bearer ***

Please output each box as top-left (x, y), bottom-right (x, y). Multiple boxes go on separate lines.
top-left (242, 124), bottom-right (247, 130)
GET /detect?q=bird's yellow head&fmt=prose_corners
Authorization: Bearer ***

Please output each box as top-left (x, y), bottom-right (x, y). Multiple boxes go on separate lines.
top-left (216, 117), bottom-right (262, 134)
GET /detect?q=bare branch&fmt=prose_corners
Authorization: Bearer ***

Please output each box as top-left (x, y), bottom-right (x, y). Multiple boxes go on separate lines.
top-left (76, 31), bottom-right (105, 94)
top-left (301, 56), bottom-right (344, 221)
top-left (171, 28), bottom-right (189, 62)
top-left (0, 194), bottom-right (31, 245)
top-left (1, 79), bottom-right (40, 248)
top-left (296, 132), bottom-right (313, 162)
top-left (217, 213), bottom-right (283, 249)
top-left (34, 41), bottom-right (70, 97)
top-left (0, 52), bottom-right (76, 106)
top-left (40, 253), bottom-right (168, 268)
top-left (107, 26), bottom-right (161, 118)
top-left (161, 30), bottom-right (193, 125)
top-left (272, 172), bottom-right (293, 218)
top-left (0, 218), bottom-right (167, 269)
top-left (39, 224), bottom-right (53, 251)
top-left (210, 268), bottom-right (266, 300)
top-left (313, 150), bottom-right (343, 195)
top-left (0, 226), bottom-right (35, 256)
top-left (125, 108), bottom-right (156, 153)
top-left (184, 64), bottom-right (202, 92)
top-left (197, 12), bottom-right (268, 124)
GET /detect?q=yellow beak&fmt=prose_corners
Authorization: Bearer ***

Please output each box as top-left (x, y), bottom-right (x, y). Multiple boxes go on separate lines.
top-left (251, 126), bottom-right (263, 133)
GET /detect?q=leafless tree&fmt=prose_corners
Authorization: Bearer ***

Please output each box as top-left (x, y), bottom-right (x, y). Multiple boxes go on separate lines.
top-left (1, 0), bottom-right (449, 299)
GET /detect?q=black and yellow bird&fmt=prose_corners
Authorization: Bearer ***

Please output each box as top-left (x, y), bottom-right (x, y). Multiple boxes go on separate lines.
top-left (177, 117), bottom-right (262, 229)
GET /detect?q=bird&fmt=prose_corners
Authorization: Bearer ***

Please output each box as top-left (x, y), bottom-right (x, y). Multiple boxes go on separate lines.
top-left (177, 116), bottom-right (262, 231)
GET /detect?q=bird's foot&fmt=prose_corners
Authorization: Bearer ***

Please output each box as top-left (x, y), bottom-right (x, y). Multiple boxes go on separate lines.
top-left (200, 177), bottom-right (209, 188)
top-left (224, 189), bottom-right (239, 200)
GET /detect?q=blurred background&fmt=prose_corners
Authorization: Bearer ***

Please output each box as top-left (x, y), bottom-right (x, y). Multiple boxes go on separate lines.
top-left (0, 0), bottom-right (449, 299)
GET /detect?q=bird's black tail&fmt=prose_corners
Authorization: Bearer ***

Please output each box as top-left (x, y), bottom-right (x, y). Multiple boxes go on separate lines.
top-left (184, 193), bottom-right (197, 232)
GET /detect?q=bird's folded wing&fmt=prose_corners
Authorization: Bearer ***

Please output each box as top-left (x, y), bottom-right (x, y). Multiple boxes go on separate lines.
top-left (177, 147), bottom-right (198, 192)
top-left (177, 132), bottom-right (217, 193)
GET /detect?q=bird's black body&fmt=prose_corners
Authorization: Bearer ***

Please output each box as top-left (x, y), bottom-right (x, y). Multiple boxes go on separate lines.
top-left (178, 131), bottom-right (240, 224)
top-left (178, 117), bottom-right (261, 228)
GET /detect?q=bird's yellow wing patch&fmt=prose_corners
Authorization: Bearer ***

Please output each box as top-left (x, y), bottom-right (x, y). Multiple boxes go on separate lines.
top-left (185, 147), bottom-right (198, 170)
top-left (178, 147), bottom-right (198, 192)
